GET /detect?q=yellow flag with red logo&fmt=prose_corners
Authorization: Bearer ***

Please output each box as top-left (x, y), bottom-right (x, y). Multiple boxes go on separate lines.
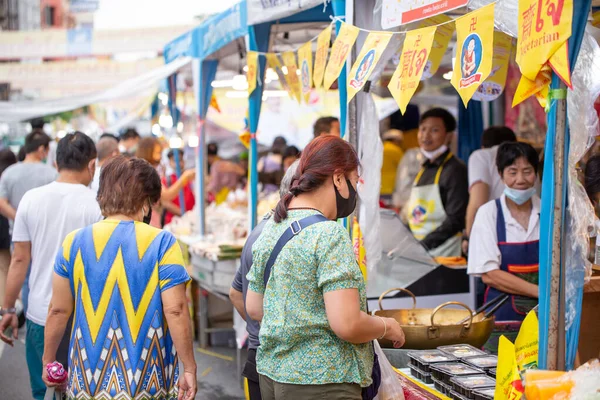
top-left (512, 64), bottom-right (552, 108)
top-left (313, 25), bottom-right (333, 89)
top-left (516, 0), bottom-right (572, 82)
top-left (352, 216), bottom-right (367, 280)
top-left (388, 26), bottom-right (437, 114)
top-left (239, 129), bottom-right (251, 149)
top-left (451, 3), bottom-right (495, 107)
top-left (420, 15), bottom-right (454, 79)
top-left (473, 32), bottom-right (512, 102)
top-left (297, 41), bottom-right (313, 103)
top-left (323, 23), bottom-right (360, 90)
top-left (347, 32), bottom-right (393, 102)
top-left (282, 51), bottom-right (302, 103)
top-left (209, 93), bottom-right (220, 113)
top-left (246, 51), bottom-right (258, 96)
top-left (266, 53), bottom-right (290, 94)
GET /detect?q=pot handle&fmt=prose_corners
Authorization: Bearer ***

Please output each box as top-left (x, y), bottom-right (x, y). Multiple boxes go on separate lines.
top-left (430, 301), bottom-right (474, 329)
top-left (378, 288), bottom-right (417, 310)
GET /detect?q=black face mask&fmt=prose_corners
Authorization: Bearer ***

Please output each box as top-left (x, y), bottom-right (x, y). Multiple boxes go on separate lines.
top-left (334, 178), bottom-right (357, 219)
top-left (143, 207), bottom-right (152, 225)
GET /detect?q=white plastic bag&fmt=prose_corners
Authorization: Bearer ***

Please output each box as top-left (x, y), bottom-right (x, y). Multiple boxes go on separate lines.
top-left (373, 340), bottom-right (405, 400)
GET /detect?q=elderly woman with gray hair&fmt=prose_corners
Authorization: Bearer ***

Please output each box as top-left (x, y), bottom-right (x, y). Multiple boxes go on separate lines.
top-left (229, 160), bottom-right (299, 400)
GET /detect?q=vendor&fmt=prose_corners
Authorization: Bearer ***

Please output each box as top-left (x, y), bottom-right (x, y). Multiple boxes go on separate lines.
top-left (405, 108), bottom-right (468, 256)
top-left (468, 142), bottom-right (540, 323)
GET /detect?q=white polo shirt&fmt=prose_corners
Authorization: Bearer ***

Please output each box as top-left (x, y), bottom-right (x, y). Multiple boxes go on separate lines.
top-left (467, 194), bottom-right (541, 276)
top-left (468, 146), bottom-right (505, 200)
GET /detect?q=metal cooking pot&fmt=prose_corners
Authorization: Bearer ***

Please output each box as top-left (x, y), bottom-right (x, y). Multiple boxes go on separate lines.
top-left (373, 288), bottom-right (495, 349)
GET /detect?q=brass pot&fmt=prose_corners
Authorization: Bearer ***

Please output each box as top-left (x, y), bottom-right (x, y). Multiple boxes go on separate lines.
top-left (373, 288), bottom-right (495, 349)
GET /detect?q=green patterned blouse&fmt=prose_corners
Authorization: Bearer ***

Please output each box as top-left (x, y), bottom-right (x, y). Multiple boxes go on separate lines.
top-left (246, 209), bottom-right (374, 387)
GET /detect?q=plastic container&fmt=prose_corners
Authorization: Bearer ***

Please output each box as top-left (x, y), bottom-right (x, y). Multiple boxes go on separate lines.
top-left (486, 368), bottom-right (496, 378)
top-left (407, 350), bottom-right (458, 373)
top-left (449, 389), bottom-right (470, 400)
top-left (472, 388), bottom-right (495, 400)
top-left (438, 344), bottom-right (487, 359)
top-left (430, 362), bottom-right (484, 385)
top-left (450, 375), bottom-right (496, 399)
top-left (432, 376), bottom-right (452, 396)
top-left (408, 364), bottom-right (434, 384)
top-left (463, 355), bottom-right (498, 371)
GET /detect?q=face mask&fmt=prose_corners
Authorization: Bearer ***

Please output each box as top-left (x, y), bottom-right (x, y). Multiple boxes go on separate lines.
top-left (504, 187), bottom-right (536, 205)
top-left (143, 203), bottom-right (152, 225)
top-left (334, 178), bottom-right (358, 219)
top-left (420, 144), bottom-right (448, 161)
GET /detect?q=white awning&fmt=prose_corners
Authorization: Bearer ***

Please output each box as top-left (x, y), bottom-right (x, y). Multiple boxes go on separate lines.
top-left (0, 57), bottom-right (191, 123)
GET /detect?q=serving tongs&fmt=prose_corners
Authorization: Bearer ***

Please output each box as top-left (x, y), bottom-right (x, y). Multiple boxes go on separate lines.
top-left (456, 294), bottom-right (510, 325)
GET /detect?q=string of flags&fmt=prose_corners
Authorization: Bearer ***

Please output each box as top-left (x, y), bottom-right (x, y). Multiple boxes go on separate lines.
top-left (245, 0), bottom-right (572, 113)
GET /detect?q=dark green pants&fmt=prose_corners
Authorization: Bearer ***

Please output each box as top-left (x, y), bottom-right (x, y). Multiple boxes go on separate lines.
top-left (259, 374), bottom-right (362, 400)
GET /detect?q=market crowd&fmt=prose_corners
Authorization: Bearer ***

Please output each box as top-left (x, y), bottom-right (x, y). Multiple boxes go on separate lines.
top-left (0, 106), bottom-right (594, 400)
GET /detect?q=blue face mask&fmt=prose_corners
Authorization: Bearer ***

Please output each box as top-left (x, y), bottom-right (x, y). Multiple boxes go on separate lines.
top-left (504, 187), bottom-right (536, 205)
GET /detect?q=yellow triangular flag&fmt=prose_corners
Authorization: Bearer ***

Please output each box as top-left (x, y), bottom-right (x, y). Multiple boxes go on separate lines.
top-left (512, 64), bottom-right (552, 108)
top-left (313, 25), bottom-right (333, 89)
top-left (323, 22), bottom-right (360, 90)
top-left (473, 31), bottom-right (513, 102)
top-left (548, 41), bottom-right (572, 89)
top-left (388, 26), bottom-right (437, 114)
top-left (209, 93), bottom-right (220, 113)
top-left (347, 31), bottom-right (393, 102)
top-left (420, 15), bottom-right (454, 80)
top-left (247, 51), bottom-right (259, 96)
top-left (281, 51), bottom-right (302, 103)
top-left (297, 41), bottom-right (313, 103)
top-left (451, 3), bottom-right (496, 107)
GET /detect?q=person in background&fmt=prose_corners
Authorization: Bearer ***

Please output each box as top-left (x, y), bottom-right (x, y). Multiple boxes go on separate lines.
top-left (42, 156), bottom-right (196, 400)
top-left (282, 146), bottom-right (300, 172)
top-left (258, 136), bottom-right (287, 194)
top-left (380, 129), bottom-right (404, 205)
top-left (91, 135), bottom-right (120, 194)
top-left (468, 142), bottom-right (540, 348)
top-left (119, 128), bottom-right (141, 155)
top-left (0, 149), bottom-right (16, 304)
top-left (162, 149), bottom-right (196, 225)
top-left (230, 159), bottom-right (300, 400)
top-left (389, 105), bottom-right (420, 151)
top-left (0, 130), bottom-right (57, 315)
top-left (391, 106), bottom-right (422, 210)
top-left (313, 116), bottom-right (341, 138)
top-left (0, 132), bottom-right (102, 400)
top-left (246, 136), bottom-right (405, 400)
top-left (405, 108), bottom-right (468, 257)
top-left (136, 137), bottom-right (195, 227)
top-left (207, 142), bottom-right (219, 174)
top-left (207, 154), bottom-right (246, 201)
top-left (99, 132), bottom-right (119, 142)
top-left (463, 127), bottom-right (517, 254)
top-left (17, 146), bottom-right (26, 162)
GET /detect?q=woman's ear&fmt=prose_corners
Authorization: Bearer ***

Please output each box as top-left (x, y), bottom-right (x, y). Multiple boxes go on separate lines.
top-left (332, 172), bottom-right (344, 190)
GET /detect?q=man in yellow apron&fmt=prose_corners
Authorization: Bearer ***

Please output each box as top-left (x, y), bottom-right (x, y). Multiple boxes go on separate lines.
top-left (405, 108), bottom-right (469, 257)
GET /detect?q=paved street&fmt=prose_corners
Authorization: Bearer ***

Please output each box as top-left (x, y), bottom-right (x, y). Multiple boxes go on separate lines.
top-left (0, 328), bottom-right (245, 400)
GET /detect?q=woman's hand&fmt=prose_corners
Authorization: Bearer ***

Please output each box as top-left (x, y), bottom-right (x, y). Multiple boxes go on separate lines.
top-left (177, 370), bottom-right (197, 400)
top-left (382, 317), bottom-right (405, 349)
top-left (182, 169), bottom-right (196, 183)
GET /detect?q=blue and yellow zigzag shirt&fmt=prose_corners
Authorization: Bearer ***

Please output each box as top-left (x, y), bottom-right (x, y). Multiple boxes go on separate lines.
top-left (54, 219), bottom-right (190, 400)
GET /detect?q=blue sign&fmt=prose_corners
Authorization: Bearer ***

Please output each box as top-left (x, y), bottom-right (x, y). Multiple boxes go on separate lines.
top-left (163, 31), bottom-right (195, 63)
top-left (197, 0), bottom-right (247, 59)
top-left (70, 0), bottom-right (99, 13)
top-left (67, 27), bottom-right (93, 56)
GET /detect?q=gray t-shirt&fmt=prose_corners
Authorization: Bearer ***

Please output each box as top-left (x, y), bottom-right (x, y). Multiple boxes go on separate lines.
top-left (232, 217), bottom-right (268, 350)
top-left (0, 162), bottom-right (58, 210)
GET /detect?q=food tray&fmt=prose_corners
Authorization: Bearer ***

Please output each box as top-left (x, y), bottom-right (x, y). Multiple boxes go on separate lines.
top-left (486, 368), bottom-right (496, 378)
top-left (472, 388), bottom-right (495, 400)
top-left (407, 350), bottom-right (458, 372)
top-left (438, 344), bottom-right (487, 359)
top-left (430, 362), bottom-right (484, 385)
top-left (432, 377), bottom-right (452, 396)
top-left (463, 355), bottom-right (498, 371)
top-left (450, 375), bottom-right (496, 399)
top-left (449, 388), bottom-right (470, 400)
top-left (408, 364), bottom-right (433, 384)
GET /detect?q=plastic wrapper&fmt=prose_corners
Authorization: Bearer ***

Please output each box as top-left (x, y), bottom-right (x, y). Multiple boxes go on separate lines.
top-left (564, 30), bottom-right (600, 366)
top-left (467, 0), bottom-right (518, 38)
top-left (524, 359), bottom-right (600, 400)
top-left (514, 311), bottom-right (539, 372)
top-left (373, 340), bottom-right (406, 400)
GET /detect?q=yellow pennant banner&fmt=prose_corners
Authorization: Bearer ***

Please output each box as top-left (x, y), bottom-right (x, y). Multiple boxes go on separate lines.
top-left (266, 53), bottom-right (291, 96)
top-left (313, 25), bottom-right (332, 89)
top-left (473, 32), bottom-right (512, 102)
top-left (297, 41), bottom-right (313, 103)
top-left (209, 93), bottom-right (220, 113)
top-left (548, 41), bottom-right (571, 88)
top-left (516, 0), bottom-right (573, 81)
top-left (451, 3), bottom-right (495, 106)
top-left (239, 130), bottom-right (251, 149)
top-left (420, 15), bottom-right (455, 79)
top-left (323, 22), bottom-right (360, 90)
top-left (388, 26), bottom-right (437, 115)
top-left (347, 32), bottom-right (393, 102)
top-left (512, 64), bottom-right (552, 108)
top-left (282, 51), bottom-right (302, 103)
top-left (352, 216), bottom-right (367, 280)
top-left (246, 51), bottom-right (258, 96)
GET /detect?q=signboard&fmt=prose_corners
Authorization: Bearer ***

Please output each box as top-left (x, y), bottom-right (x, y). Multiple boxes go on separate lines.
top-left (197, 1), bottom-right (247, 60)
top-left (247, 0), bottom-right (324, 25)
top-left (381, 0), bottom-right (469, 29)
top-left (70, 0), bottom-right (100, 13)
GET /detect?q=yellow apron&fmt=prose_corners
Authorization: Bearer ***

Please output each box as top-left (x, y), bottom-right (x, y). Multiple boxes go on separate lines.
top-left (407, 152), bottom-right (462, 257)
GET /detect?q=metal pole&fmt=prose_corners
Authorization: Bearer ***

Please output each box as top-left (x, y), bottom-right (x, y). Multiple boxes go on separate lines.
top-left (198, 117), bottom-right (207, 236)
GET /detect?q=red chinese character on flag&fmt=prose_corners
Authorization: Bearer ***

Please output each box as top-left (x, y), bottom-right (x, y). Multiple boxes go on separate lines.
top-left (522, 3), bottom-right (536, 41)
top-left (399, 50), bottom-right (416, 79)
top-left (469, 17), bottom-right (478, 32)
top-left (546, 0), bottom-right (564, 26)
top-left (414, 49), bottom-right (429, 76)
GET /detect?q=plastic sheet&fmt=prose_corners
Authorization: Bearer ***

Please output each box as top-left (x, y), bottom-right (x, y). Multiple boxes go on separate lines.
top-left (374, 340), bottom-right (406, 400)
top-left (467, 0), bottom-right (519, 38)
top-left (564, 31), bottom-right (600, 366)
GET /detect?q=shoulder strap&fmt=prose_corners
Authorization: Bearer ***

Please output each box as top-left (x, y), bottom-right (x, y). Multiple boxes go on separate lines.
top-left (495, 198), bottom-right (507, 243)
top-left (263, 214), bottom-right (329, 287)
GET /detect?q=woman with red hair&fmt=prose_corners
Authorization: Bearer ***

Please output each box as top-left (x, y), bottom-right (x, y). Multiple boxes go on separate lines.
top-left (246, 135), bottom-right (405, 400)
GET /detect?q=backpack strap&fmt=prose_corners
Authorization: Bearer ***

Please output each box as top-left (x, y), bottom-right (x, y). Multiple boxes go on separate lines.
top-left (263, 214), bottom-right (329, 287)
